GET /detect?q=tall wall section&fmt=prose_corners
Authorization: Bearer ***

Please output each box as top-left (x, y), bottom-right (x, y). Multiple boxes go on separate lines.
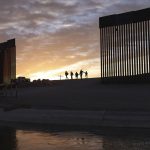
top-left (99, 8), bottom-right (150, 83)
top-left (0, 39), bottom-right (16, 84)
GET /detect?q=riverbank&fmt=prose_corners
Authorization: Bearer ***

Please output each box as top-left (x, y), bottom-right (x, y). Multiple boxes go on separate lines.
top-left (1, 78), bottom-right (150, 111)
top-left (1, 108), bottom-right (150, 128)
top-left (1, 78), bottom-right (150, 128)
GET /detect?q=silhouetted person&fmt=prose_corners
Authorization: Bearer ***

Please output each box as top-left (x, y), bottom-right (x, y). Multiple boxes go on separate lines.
top-left (75, 72), bottom-right (79, 79)
top-left (65, 71), bottom-right (69, 79)
top-left (70, 71), bottom-right (74, 79)
top-left (79, 70), bottom-right (83, 79)
top-left (85, 71), bottom-right (88, 78)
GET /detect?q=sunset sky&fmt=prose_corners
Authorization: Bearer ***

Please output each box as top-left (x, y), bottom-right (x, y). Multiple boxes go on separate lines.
top-left (0, 0), bottom-right (150, 80)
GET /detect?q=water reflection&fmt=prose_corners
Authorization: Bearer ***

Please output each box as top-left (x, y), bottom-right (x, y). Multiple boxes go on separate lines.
top-left (16, 130), bottom-right (103, 150)
top-left (1, 126), bottom-right (150, 150)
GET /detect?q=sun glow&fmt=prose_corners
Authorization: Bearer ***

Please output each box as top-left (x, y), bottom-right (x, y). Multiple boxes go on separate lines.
top-left (17, 58), bottom-right (100, 81)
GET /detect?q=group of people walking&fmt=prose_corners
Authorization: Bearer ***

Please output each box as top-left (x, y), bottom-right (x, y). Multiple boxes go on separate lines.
top-left (65, 70), bottom-right (88, 79)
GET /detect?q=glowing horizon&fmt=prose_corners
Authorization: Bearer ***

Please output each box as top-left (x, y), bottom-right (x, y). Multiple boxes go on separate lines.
top-left (17, 58), bottom-right (100, 80)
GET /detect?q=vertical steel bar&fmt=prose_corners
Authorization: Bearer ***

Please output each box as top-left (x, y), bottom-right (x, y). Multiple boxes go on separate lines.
top-left (122, 25), bottom-right (125, 76)
top-left (141, 21), bottom-right (144, 75)
top-left (116, 26), bottom-right (119, 77)
top-left (115, 26), bottom-right (117, 77)
top-left (133, 23), bottom-right (137, 75)
top-left (102, 27), bottom-right (105, 78)
top-left (147, 20), bottom-right (150, 73)
top-left (103, 27), bottom-right (106, 78)
top-left (126, 24), bottom-right (129, 76)
top-left (108, 27), bottom-right (111, 77)
top-left (142, 21), bottom-right (146, 74)
top-left (112, 26), bottom-right (115, 77)
top-left (145, 21), bottom-right (148, 74)
top-left (110, 26), bottom-right (112, 77)
top-left (119, 25), bottom-right (122, 76)
top-left (136, 22), bottom-right (139, 75)
top-left (131, 23), bottom-right (134, 76)
top-left (105, 27), bottom-right (108, 78)
top-left (118, 25), bottom-right (121, 77)
top-left (100, 27), bottom-right (103, 78)
top-left (124, 24), bottom-right (127, 76)
top-left (128, 24), bottom-right (132, 76)
top-left (107, 27), bottom-right (110, 77)
top-left (146, 20), bottom-right (149, 74)
top-left (137, 22), bottom-right (141, 75)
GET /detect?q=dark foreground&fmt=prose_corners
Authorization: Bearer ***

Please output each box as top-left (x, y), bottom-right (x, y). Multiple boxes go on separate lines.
top-left (1, 78), bottom-right (150, 111)
top-left (1, 78), bottom-right (150, 128)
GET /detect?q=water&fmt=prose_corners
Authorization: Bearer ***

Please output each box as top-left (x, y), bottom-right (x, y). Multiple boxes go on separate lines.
top-left (1, 126), bottom-right (150, 150)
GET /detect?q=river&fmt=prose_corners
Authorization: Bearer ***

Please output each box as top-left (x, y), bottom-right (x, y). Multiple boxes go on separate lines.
top-left (1, 126), bottom-right (150, 150)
